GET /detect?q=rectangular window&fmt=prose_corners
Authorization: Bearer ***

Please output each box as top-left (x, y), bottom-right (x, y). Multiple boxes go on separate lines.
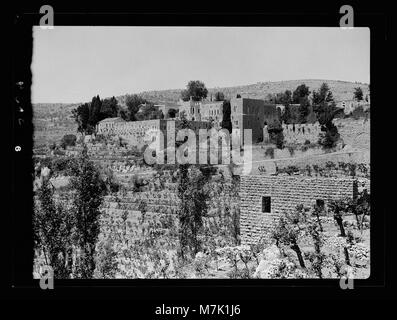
top-left (262, 196), bottom-right (271, 213)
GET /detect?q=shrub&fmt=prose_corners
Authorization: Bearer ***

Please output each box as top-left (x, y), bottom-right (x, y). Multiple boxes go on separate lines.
top-left (60, 134), bottom-right (77, 149)
top-left (264, 147), bottom-right (275, 159)
top-left (267, 120), bottom-right (284, 149)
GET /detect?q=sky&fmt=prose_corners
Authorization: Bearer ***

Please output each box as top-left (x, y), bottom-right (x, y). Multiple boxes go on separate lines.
top-left (32, 27), bottom-right (369, 103)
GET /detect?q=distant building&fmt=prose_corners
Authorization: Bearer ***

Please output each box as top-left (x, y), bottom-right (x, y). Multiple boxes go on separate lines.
top-left (336, 100), bottom-right (371, 115)
top-left (230, 97), bottom-right (278, 145)
top-left (178, 97), bottom-right (202, 121)
top-left (177, 97), bottom-right (224, 127)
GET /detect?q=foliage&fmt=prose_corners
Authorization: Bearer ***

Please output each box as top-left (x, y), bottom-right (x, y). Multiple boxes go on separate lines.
top-left (34, 178), bottom-right (74, 278)
top-left (267, 119), bottom-right (284, 148)
top-left (69, 147), bottom-right (107, 278)
top-left (318, 121), bottom-right (340, 149)
top-left (354, 87), bottom-right (364, 101)
top-left (298, 96), bottom-right (311, 124)
top-left (177, 165), bottom-right (211, 259)
top-left (125, 94), bottom-right (150, 121)
top-left (272, 206), bottom-right (309, 268)
top-left (292, 84), bottom-right (310, 104)
top-left (60, 134), bottom-right (77, 149)
top-left (220, 100), bottom-right (232, 133)
top-left (181, 80), bottom-right (208, 101)
top-left (72, 95), bottom-right (120, 134)
top-left (264, 147), bottom-right (275, 159)
top-left (312, 83), bottom-right (334, 105)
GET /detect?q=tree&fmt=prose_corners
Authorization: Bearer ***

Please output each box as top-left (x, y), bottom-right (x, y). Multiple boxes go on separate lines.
top-left (220, 100), bottom-right (232, 133)
top-left (354, 87), bottom-right (363, 101)
top-left (88, 95), bottom-right (103, 126)
top-left (298, 96), bottom-right (310, 124)
top-left (312, 84), bottom-right (340, 148)
top-left (267, 119), bottom-right (284, 148)
top-left (272, 208), bottom-right (307, 268)
top-left (214, 91), bottom-right (225, 101)
top-left (100, 96), bottom-right (119, 119)
top-left (312, 83), bottom-right (334, 105)
top-left (176, 118), bottom-right (211, 259)
top-left (125, 94), bottom-right (149, 121)
top-left (69, 147), bottom-right (107, 278)
top-left (181, 80), bottom-right (208, 102)
top-left (72, 103), bottom-right (90, 134)
top-left (60, 134), bottom-right (77, 149)
top-left (167, 108), bottom-right (178, 118)
top-left (292, 84), bottom-right (310, 104)
top-left (278, 90), bottom-right (292, 105)
top-left (281, 104), bottom-right (292, 124)
top-left (177, 166), bottom-right (211, 259)
top-left (34, 178), bottom-right (74, 278)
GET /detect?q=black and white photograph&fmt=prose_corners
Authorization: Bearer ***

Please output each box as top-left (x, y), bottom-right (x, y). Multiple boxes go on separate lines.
top-left (30, 26), bottom-right (371, 280)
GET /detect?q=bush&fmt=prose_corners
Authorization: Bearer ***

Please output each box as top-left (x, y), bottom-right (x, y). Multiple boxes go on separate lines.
top-left (318, 122), bottom-right (340, 149)
top-left (264, 147), bottom-right (275, 159)
top-left (267, 120), bottom-right (284, 149)
top-left (60, 134), bottom-right (77, 149)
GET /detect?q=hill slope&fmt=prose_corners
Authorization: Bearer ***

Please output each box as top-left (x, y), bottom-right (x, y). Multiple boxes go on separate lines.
top-left (118, 79), bottom-right (369, 104)
top-left (33, 79), bottom-right (369, 147)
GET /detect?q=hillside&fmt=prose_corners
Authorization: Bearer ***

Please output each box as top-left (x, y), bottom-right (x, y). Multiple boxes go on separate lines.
top-left (33, 103), bottom-right (80, 147)
top-left (119, 79), bottom-right (369, 104)
top-left (32, 79), bottom-right (369, 147)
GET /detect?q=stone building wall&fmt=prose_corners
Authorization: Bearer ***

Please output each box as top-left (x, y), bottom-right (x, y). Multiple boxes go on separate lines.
top-left (239, 175), bottom-right (356, 245)
top-left (281, 122), bottom-right (322, 144)
top-left (96, 118), bottom-right (210, 147)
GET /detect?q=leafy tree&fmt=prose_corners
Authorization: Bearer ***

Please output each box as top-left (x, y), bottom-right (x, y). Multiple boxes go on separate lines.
top-left (60, 134), bottom-right (77, 149)
top-left (272, 207), bottom-right (307, 268)
top-left (34, 178), bottom-right (74, 278)
top-left (298, 96), bottom-right (310, 124)
top-left (177, 166), bottom-right (210, 259)
top-left (88, 95), bottom-right (103, 126)
top-left (100, 96), bottom-right (119, 119)
top-left (318, 121), bottom-right (340, 149)
top-left (281, 104), bottom-right (292, 124)
top-left (312, 83), bottom-right (334, 105)
top-left (69, 147), bottom-right (107, 278)
top-left (267, 119), bottom-right (284, 148)
top-left (167, 108), bottom-right (178, 118)
top-left (125, 94), bottom-right (149, 121)
top-left (181, 80), bottom-right (208, 101)
top-left (354, 87), bottom-right (363, 101)
top-left (328, 198), bottom-right (350, 237)
top-left (311, 84), bottom-right (340, 149)
top-left (72, 103), bottom-right (90, 134)
top-left (292, 84), bottom-right (310, 104)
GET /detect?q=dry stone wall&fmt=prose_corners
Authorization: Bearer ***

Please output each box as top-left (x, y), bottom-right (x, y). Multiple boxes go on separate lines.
top-left (239, 175), bottom-right (356, 245)
top-left (280, 123), bottom-right (321, 144)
